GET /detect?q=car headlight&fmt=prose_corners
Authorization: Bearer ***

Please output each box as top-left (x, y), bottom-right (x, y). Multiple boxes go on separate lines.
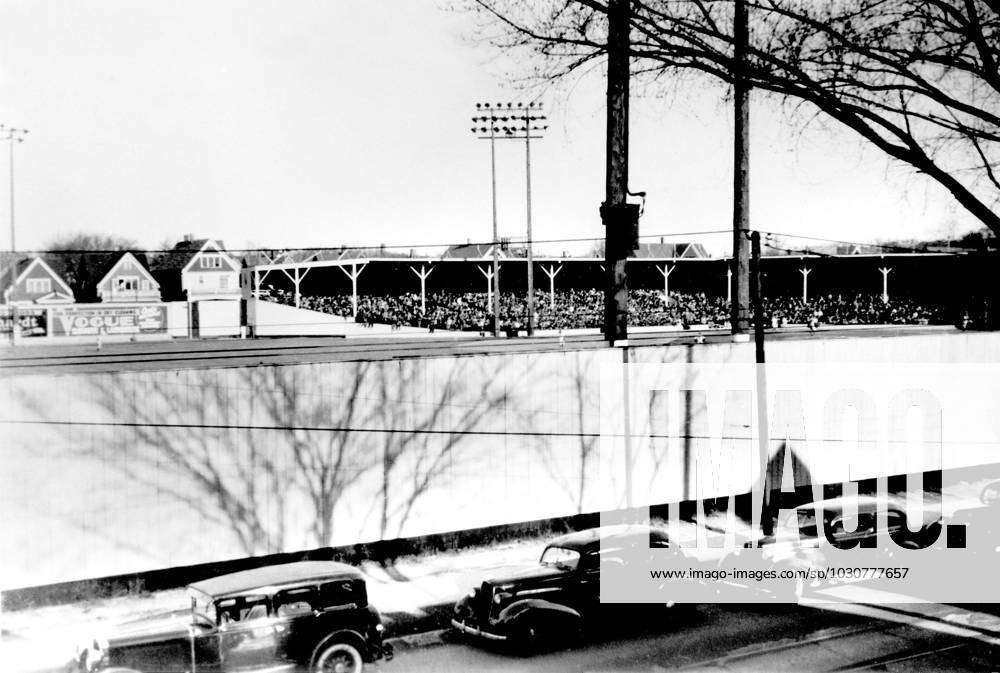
top-left (493, 591), bottom-right (511, 604)
top-left (375, 623), bottom-right (384, 633)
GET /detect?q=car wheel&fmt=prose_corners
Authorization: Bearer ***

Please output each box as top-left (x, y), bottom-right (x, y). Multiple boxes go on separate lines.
top-left (313, 641), bottom-right (364, 673)
top-left (512, 619), bottom-right (542, 655)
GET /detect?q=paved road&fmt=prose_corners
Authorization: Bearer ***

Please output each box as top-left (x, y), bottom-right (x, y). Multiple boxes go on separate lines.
top-left (379, 604), bottom-right (988, 672)
top-left (0, 326), bottom-right (955, 375)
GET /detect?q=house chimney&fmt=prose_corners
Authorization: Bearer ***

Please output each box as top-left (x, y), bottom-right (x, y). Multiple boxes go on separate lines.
top-left (660, 237), bottom-right (664, 244)
top-left (183, 233), bottom-right (194, 243)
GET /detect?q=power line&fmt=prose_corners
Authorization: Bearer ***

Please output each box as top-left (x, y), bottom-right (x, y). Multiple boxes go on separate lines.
top-left (0, 417), bottom-right (953, 445)
top-left (16, 230), bottom-right (733, 256)
top-left (756, 230), bottom-right (951, 255)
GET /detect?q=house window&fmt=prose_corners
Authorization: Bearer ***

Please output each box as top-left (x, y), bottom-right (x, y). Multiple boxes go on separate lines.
top-left (200, 255), bottom-right (222, 269)
top-left (116, 276), bottom-right (139, 292)
top-left (26, 278), bottom-right (51, 294)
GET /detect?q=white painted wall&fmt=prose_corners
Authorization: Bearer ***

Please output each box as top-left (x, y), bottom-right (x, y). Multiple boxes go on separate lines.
top-left (1, 329), bottom-right (998, 589)
top-left (194, 299), bottom-right (241, 337)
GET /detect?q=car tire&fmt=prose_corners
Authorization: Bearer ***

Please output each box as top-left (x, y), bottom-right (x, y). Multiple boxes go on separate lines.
top-left (512, 618), bottom-right (542, 656)
top-left (312, 641), bottom-right (364, 673)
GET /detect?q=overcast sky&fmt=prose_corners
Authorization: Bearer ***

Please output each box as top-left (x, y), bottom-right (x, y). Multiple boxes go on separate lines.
top-left (0, 0), bottom-right (985, 255)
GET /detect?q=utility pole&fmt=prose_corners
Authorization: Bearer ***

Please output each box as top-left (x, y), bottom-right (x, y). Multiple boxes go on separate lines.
top-left (521, 104), bottom-right (543, 335)
top-left (602, 0), bottom-right (639, 343)
top-left (731, 0), bottom-right (751, 334)
top-left (749, 231), bottom-right (765, 363)
top-left (472, 103), bottom-right (546, 335)
top-left (0, 125), bottom-right (28, 252)
top-left (749, 229), bottom-right (770, 535)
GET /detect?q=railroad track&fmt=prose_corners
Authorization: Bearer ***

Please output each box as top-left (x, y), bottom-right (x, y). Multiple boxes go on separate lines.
top-left (678, 615), bottom-right (983, 672)
top-left (833, 641), bottom-right (969, 671)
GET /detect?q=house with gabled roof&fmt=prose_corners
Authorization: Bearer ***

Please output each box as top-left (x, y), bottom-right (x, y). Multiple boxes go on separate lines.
top-left (1, 256), bottom-right (75, 305)
top-left (94, 251), bottom-right (161, 303)
top-left (631, 240), bottom-right (710, 259)
top-left (152, 237), bottom-right (241, 301)
top-left (443, 242), bottom-right (500, 259)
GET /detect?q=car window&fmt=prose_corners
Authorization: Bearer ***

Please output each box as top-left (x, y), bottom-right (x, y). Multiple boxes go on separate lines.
top-left (539, 546), bottom-right (580, 571)
top-left (318, 580), bottom-right (364, 609)
top-left (829, 512), bottom-right (876, 537)
top-left (796, 509), bottom-right (818, 538)
top-left (885, 509), bottom-right (905, 530)
top-left (275, 587), bottom-right (319, 617)
top-left (217, 595), bottom-right (269, 625)
top-left (277, 600), bottom-right (313, 617)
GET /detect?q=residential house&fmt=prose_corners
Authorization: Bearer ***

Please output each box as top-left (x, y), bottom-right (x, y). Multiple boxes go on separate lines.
top-left (94, 251), bottom-right (161, 303)
top-left (152, 237), bottom-right (241, 301)
top-left (0, 256), bottom-right (75, 305)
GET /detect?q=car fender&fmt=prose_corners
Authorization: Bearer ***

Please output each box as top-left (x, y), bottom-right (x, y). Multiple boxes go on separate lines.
top-left (309, 628), bottom-right (368, 667)
top-left (497, 598), bottom-right (581, 627)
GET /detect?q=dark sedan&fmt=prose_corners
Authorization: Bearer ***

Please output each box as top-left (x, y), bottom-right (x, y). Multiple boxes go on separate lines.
top-left (452, 524), bottom-right (680, 652)
top-left (73, 561), bottom-right (391, 673)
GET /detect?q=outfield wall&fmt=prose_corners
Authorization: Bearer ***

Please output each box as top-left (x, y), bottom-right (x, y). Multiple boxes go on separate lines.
top-left (1, 329), bottom-right (998, 590)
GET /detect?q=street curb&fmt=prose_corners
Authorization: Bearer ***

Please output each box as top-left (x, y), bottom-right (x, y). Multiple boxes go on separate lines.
top-left (384, 628), bottom-right (451, 652)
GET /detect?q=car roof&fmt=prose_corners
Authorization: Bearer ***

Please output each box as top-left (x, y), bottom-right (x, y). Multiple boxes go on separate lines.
top-left (188, 561), bottom-right (363, 598)
top-left (545, 524), bottom-right (669, 551)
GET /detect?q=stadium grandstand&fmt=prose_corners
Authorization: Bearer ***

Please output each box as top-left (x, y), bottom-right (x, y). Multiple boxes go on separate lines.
top-left (243, 232), bottom-right (996, 333)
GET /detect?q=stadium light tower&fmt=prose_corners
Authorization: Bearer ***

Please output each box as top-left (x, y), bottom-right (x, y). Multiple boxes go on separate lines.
top-left (471, 105), bottom-right (503, 336)
top-left (0, 125), bottom-right (28, 252)
top-left (471, 102), bottom-right (547, 336)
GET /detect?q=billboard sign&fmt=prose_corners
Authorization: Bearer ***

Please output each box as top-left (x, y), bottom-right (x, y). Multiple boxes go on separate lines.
top-left (0, 307), bottom-right (48, 337)
top-left (50, 304), bottom-right (168, 337)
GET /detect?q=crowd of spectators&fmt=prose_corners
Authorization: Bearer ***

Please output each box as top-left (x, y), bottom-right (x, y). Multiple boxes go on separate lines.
top-left (763, 294), bottom-right (947, 327)
top-left (266, 287), bottom-right (949, 332)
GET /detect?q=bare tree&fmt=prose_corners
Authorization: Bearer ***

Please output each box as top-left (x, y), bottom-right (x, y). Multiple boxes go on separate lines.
top-left (44, 233), bottom-right (143, 302)
top-left (369, 357), bottom-right (511, 538)
top-left (533, 350), bottom-right (598, 513)
top-left (254, 363), bottom-right (375, 548)
top-left (464, 0), bottom-right (1000, 236)
top-left (55, 364), bottom-right (378, 555)
top-left (22, 357), bottom-right (513, 557)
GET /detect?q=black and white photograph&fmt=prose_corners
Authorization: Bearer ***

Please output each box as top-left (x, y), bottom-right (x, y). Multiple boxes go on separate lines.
top-left (2, 1), bottom-right (1000, 672)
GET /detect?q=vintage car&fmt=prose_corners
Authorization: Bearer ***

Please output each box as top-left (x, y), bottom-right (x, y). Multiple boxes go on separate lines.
top-left (716, 494), bottom-right (943, 600)
top-left (73, 561), bottom-right (392, 673)
top-left (451, 524), bottom-right (678, 651)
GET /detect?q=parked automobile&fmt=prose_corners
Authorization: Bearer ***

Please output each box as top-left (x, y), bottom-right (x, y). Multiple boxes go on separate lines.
top-left (72, 561), bottom-right (392, 673)
top-left (451, 524), bottom-right (681, 651)
top-left (717, 494), bottom-right (942, 600)
top-left (942, 478), bottom-right (1000, 557)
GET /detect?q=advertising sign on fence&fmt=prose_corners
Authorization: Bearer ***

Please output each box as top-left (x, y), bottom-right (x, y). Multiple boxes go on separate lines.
top-left (0, 307), bottom-right (48, 337)
top-left (50, 304), bottom-right (168, 337)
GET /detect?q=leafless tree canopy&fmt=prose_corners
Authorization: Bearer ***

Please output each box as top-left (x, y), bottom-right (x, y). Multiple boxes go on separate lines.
top-left (25, 359), bottom-right (510, 558)
top-left (43, 233), bottom-right (143, 302)
top-left (465, 0), bottom-right (1000, 235)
